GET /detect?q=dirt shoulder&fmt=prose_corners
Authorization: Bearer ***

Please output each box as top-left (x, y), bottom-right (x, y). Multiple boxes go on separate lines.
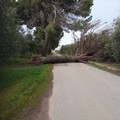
top-left (88, 61), bottom-right (120, 76)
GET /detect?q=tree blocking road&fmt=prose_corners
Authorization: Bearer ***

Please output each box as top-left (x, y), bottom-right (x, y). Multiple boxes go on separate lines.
top-left (31, 56), bottom-right (94, 65)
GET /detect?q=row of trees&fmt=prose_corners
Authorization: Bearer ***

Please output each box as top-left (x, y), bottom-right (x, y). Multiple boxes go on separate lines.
top-left (1, 0), bottom-right (120, 64)
top-left (0, 0), bottom-right (93, 63)
top-left (60, 44), bottom-right (76, 56)
top-left (60, 18), bottom-right (120, 63)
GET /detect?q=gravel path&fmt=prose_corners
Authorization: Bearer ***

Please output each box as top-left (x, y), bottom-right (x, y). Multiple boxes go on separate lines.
top-left (49, 63), bottom-right (120, 120)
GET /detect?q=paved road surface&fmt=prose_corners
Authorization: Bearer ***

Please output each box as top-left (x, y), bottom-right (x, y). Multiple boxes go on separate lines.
top-left (49, 63), bottom-right (120, 120)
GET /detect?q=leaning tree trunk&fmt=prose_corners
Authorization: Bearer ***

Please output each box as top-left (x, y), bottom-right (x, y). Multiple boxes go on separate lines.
top-left (42, 32), bottom-right (50, 56)
top-left (31, 56), bottom-right (95, 65)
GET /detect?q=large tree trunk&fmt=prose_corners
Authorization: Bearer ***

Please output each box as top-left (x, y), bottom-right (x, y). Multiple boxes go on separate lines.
top-left (42, 33), bottom-right (48, 56)
top-left (42, 32), bottom-right (51, 56)
top-left (31, 56), bottom-right (95, 65)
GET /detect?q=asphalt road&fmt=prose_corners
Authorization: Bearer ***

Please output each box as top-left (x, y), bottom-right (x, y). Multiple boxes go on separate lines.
top-left (49, 63), bottom-right (120, 120)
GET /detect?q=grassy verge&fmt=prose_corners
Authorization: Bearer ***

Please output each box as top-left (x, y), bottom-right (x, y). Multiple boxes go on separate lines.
top-left (88, 61), bottom-right (120, 76)
top-left (0, 64), bottom-right (52, 120)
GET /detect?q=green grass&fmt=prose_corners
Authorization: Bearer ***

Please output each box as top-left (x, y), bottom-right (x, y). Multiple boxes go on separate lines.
top-left (0, 58), bottom-right (30, 68)
top-left (88, 61), bottom-right (120, 76)
top-left (0, 64), bottom-right (52, 120)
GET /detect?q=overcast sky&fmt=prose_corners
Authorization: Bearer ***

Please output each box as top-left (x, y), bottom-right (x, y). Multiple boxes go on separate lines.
top-left (91, 0), bottom-right (120, 23)
top-left (56, 0), bottom-right (120, 49)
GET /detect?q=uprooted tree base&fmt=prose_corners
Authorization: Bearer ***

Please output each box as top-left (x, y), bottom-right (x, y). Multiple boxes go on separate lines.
top-left (31, 56), bottom-right (96, 65)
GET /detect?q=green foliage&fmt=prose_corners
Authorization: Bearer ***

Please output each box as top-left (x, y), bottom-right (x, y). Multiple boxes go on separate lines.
top-left (33, 24), bottom-right (63, 54)
top-left (0, 65), bottom-right (52, 120)
top-left (45, 24), bottom-right (55, 37)
top-left (60, 44), bottom-right (76, 56)
top-left (93, 32), bottom-right (113, 62)
top-left (49, 24), bottom-right (63, 49)
top-left (0, 0), bottom-right (35, 62)
top-left (16, 0), bottom-right (32, 23)
top-left (72, 16), bottom-right (92, 31)
top-left (16, 0), bottom-right (93, 56)
top-left (0, 1), bottom-right (20, 63)
top-left (102, 17), bottom-right (120, 63)
top-left (81, 0), bottom-right (93, 17)
top-left (17, 0), bottom-right (93, 20)
top-left (19, 36), bottom-right (30, 57)
top-left (34, 27), bottom-right (45, 54)
top-left (99, 18), bottom-right (120, 63)
top-left (111, 18), bottom-right (120, 62)
top-left (5, 58), bottom-right (30, 66)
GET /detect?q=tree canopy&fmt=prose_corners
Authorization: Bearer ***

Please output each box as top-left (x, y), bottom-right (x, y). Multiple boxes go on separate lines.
top-left (17, 0), bottom-right (93, 27)
top-left (17, 0), bottom-right (93, 56)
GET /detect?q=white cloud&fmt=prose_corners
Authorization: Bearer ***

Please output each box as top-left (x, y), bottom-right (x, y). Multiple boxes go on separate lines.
top-left (22, 25), bottom-right (36, 35)
top-left (55, 31), bottom-right (80, 50)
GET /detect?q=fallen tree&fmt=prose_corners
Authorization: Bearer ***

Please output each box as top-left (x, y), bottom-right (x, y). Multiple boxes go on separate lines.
top-left (31, 21), bottom-right (110, 65)
top-left (31, 55), bottom-right (96, 65)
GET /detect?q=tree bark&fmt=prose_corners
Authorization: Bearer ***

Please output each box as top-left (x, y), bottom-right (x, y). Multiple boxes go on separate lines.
top-left (31, 56), bottom-right (95, 65)
top-left (42, 32), bottom-right (50, 56)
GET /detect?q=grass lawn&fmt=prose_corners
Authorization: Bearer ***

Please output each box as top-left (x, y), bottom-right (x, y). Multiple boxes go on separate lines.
top-left (0, 64), bottom-right (52, 120)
